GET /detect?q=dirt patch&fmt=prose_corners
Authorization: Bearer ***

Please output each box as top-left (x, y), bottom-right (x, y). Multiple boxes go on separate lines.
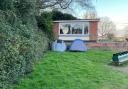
top-left (109, 65), bottom-right (128, 74)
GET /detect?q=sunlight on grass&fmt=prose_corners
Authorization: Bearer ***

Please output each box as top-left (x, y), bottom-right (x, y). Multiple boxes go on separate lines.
top-left (12, 50), bottom-right (128, 89)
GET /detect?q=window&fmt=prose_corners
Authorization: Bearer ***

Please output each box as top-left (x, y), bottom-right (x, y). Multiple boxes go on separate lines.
top-left (59, 22), bottom-right (89, 35)
top-left (72, 23), bottom-right (82, 34)
top-left (60, 24), bottom-right (71, 34)
top-left (84, 23), bottom-right (89, 34)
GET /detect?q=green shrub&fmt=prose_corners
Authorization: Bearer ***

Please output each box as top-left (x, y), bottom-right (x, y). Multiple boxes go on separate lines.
top-left (36, 12), bottom-right (53, 40)
top-left (0, 0), bottom-right (14, 10)
top-left (52, 10), bottom-right (77, 20)
top-left (36, 10), bottom-right (77, 40)
top-left (0, 0), bottom-right (49, 89)
top-left (0, 15), bottom-right (21, 88)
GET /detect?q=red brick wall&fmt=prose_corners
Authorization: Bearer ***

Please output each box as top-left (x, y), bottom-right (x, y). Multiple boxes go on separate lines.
top-left (86, 42), bottom-right (115, 48)
top-left (86, 42), bottom-right (128, 51)
top-left (89, 21), bottom-right (98, 41)
top-left (52, 23), bottom-right (59, 39)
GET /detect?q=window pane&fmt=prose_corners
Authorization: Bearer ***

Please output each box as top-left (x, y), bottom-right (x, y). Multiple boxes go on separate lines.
top-left (60, 24), bottom-right (71, 34)
top-left (84, 23), bottom-right (89, 34)
top-left (72, 23), bottom-right (82, 34)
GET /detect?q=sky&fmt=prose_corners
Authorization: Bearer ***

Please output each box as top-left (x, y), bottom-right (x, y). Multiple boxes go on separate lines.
top-left (94, 0), bottom-right (128, 30)
top-left (64, 0), bottom-right (128, 36)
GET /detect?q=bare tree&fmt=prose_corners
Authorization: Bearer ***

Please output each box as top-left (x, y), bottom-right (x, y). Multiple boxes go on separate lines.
top-left (36, 0), bottom-right (94, 11)
top-left (98, 17), bottom-right (116, 40)
top-left (74, 0), bottom-right (94, 9)
top-left (124, 26), bottom-right (128, 36)
top-left (36, 0), bottom-right (73, 9)
top-left (35, 0), bottom-right (96, 17)
top-left (123, 26), bottom-right (128, 41)
top-left (84, 8), bottom-right (97, 19)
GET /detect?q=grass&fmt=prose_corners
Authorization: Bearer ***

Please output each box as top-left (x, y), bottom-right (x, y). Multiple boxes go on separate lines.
top-left (12, 50), bottom-right (128, 89)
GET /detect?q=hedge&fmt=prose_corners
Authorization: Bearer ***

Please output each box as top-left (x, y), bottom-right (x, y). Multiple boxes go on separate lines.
top-left (0, 0), bottom-right (50, 89)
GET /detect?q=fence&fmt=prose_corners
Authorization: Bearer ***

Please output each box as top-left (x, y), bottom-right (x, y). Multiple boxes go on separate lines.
top-left (86, 42), bottom-right (128, 52)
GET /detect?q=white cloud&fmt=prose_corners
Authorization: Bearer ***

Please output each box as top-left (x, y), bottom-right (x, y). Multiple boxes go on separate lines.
top-left (111, 17), bottom-right (128, 30)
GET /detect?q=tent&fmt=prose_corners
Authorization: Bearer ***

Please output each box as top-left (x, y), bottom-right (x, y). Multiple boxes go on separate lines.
top-left (52, 39), bottom-right (67, 52)
top-left (69, 39), bottom-right (87, 52)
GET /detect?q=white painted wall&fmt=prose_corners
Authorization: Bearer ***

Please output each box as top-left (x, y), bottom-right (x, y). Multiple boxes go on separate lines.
top-left (59, 35), bottom-right (89, 40)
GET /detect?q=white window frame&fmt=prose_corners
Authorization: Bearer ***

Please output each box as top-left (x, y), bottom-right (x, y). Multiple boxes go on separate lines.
top-left (59, 22), bottom-right (89, 36)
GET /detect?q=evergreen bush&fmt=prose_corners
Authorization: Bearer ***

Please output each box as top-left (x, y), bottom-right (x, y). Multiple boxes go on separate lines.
top-left (36, 12), bottom-right (53, 40)
top-left (0, 0), bottom-right (50, 89)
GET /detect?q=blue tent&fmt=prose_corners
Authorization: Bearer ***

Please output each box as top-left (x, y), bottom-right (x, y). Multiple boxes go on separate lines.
top-left (52, 40), bottom-right (67, 52)
top-left (69, 39), bottom-right (87, 52)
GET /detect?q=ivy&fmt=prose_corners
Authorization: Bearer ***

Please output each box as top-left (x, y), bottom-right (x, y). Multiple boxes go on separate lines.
top-left (0, 0), bottom-right (49, 89)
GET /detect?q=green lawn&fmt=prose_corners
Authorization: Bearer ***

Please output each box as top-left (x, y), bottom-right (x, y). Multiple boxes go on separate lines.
top-left (12, 50), bottom-right (128, 89)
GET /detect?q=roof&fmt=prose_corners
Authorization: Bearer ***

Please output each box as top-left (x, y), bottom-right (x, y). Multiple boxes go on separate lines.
top-left (53, 19), bottom-right (100, 23)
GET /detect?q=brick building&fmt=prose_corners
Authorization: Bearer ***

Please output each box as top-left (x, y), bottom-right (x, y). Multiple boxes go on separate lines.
top-left (52, 19), bottom-right (99, 42)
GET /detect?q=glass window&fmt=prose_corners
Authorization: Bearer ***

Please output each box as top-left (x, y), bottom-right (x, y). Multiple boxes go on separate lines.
top-left (59, 22), bottom-right (89, 35)
top-left (60, 24), bottom-right (71, 34)
top-left (72, 23), bottom-right (82, 34)
top-left (84, 23), bottom-right (89, 34)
